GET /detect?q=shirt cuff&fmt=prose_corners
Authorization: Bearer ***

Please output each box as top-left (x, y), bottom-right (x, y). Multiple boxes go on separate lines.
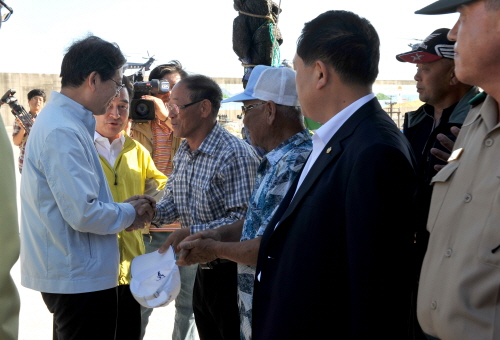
top-left (122, 202), bottom-right (137, 229)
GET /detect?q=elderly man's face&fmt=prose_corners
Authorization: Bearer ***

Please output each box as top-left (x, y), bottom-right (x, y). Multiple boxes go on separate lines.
top-left (448, 0), bottom-right (500, 88)
top-left (168, 81), bottom-right (205, 139)
top-left (242, 99), bottom-right (267, 150)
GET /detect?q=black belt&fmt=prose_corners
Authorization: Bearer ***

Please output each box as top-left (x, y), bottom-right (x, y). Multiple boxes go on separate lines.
top-left (200, 259), bottom-right (232, 269)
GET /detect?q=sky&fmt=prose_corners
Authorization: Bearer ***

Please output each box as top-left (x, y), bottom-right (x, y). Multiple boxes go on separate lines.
top-left (0, 0), bottom-right (459, 80)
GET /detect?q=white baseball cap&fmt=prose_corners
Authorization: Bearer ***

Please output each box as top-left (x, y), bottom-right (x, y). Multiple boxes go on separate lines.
top-left (222, 65), bottom-right (299, 106)
top-left (130, 248), bottom-right (181, 308)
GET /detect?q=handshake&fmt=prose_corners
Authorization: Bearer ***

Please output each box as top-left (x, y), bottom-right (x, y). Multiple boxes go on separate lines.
top-left (124, 195), bottom-right (157, 231)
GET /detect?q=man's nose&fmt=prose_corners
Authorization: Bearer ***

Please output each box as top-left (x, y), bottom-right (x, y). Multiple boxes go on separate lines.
top-left (108, 108), bottom-right (120, 118)
top-left (414, 71), bottom-right (421, 82)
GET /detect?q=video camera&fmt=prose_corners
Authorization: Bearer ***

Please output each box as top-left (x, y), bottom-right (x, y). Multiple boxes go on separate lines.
top-left (1, 89), bottom-right (33, 134)
top-left (130, 79), bottom-right (170, 122)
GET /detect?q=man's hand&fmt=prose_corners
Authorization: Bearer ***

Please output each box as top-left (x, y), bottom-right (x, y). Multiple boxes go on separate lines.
top-left (124, 195), bottom-right (156, 231)
top-left (177, 237), bottom-right (220, 266)
top-left (182, 229), bottom-right (221, 243)
top-left (142, 95), bottom-right (169, 122)
top-left (158, 228), bottom-right (191, 254)
top-left (175, 229), bottom-right (222, 266)
top-left (431, 126), bottom-right (461, 171)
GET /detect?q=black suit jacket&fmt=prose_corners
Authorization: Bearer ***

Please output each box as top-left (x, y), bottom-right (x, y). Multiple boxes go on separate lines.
top-left (253, 98), bottom-right (417, 340)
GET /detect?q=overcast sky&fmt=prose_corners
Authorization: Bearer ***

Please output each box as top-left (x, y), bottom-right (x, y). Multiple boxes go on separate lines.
top-left (0, 0), bottom-right (459, 80)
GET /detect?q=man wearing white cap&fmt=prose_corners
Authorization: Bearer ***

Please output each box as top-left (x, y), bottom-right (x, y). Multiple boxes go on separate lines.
top-left (173, 65), bottom-right (312, 340)
top-left (414, 0), bottom-right (500, 339)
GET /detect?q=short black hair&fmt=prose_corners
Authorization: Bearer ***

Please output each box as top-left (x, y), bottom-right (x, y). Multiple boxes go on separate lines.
top-left (60, 35), bottom-right (126, 88)
top-left (149, 60), bottom-right (188, 81)
top-left (27, 89), bottom-right (46, 102)
top-left (122, 76), bottom-right (133, 99)
top-left (297, 10), bottom-right (380, 86)
top-left (486, 0), bottom-right (500, 10)
top-left (181, 75), bottom-right (222, 116)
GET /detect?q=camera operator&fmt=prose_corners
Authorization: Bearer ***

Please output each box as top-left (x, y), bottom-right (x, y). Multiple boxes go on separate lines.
top-left (12, 89), bottom-right (46, 173)
top-left (131, 61), bottom-right (198, 340)
top-left (130, 61), bottom-right (185, 176)
top-left (0, 2), bottom-right (21, 340)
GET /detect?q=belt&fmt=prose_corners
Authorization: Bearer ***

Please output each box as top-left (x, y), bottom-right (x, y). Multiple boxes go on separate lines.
top-left (200, 258), bottom-right (232, 269)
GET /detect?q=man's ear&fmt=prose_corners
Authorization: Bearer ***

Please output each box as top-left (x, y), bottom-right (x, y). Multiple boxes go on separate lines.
top-left (87, 71), bottom-right (98, 92)
top-left (449, 69), bottom-right (459, 86)
top-left (199, 99), bottom-right (212, 118)
top-left (315, 60), bottom-right (330, 90)
top-left (265, 101), bottom-right (277, 125)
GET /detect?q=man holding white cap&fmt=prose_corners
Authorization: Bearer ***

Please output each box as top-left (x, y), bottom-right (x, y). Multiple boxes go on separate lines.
top-left (414, 0), bottom-right (500, 339)
top-left (175, 65), bottom-right (312, 340)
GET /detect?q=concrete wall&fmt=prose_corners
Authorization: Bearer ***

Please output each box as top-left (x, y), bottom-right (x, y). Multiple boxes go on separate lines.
top-left (1, 73), bottom-right (417, 129)
top-left (0, 73), bottom-right (246, 127)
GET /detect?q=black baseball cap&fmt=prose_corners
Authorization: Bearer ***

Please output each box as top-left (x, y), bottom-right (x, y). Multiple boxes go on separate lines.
top-left (415, 0), bottom-right (477, 14)
top-left (396, 28), bottom-right (455, 63)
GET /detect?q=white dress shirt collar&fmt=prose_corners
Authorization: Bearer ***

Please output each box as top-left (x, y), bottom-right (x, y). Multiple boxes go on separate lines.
top-left (295, 93), bottom-right (375, 194)
top-left (94, 131), bottom-right (125, 166)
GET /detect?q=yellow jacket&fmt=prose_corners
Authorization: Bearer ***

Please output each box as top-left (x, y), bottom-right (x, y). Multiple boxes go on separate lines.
top-left (99, 133), bottom-right (167, 285)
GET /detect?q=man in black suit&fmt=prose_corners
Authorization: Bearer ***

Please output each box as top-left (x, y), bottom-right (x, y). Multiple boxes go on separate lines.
top-left (252, 10), bottom-right (417, 340)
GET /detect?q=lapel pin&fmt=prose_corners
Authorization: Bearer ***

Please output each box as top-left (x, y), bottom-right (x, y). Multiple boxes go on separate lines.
top-left (447, 148), bottom-right (463, 162)
top-left (326, 147), bottom-right (332, 154)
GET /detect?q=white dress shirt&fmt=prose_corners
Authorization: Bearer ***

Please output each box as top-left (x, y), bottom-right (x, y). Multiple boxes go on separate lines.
top-left (94, 131), bottom-right (125, 166)
top-left (295, 93), bottom-right (375, 194)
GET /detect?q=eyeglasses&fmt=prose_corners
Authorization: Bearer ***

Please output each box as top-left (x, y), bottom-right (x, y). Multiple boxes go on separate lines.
top-left (167, 99), bottom-right (205, 113)
top-left (0, 0), bottom-right (13, 22)
top-left (241, 102), bottom-right (266, 116)
top-left (109, 78), bottom-right (125, 95)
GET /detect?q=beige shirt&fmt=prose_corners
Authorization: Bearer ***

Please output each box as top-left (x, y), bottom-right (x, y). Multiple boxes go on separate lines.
top-left (418, 95), bottom-right (500, 339)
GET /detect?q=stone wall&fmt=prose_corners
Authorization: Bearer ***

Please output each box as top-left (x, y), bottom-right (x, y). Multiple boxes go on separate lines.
top-left (0, 73), bottom-right (245, 127)
top-left (1, 73), bottom-right (61, 126)
top-left (1, 73), bottom-right (417, 130)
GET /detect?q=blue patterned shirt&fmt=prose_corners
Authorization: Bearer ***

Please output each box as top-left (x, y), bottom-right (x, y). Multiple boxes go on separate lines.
top-left (237, 129), bottom-right (312, 340)
top-left (152, 123), bottom-right (260, 234)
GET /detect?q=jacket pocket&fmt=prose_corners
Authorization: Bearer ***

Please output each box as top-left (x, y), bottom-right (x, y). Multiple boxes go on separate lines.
top-left (427, 161), bottom-right (459, 233)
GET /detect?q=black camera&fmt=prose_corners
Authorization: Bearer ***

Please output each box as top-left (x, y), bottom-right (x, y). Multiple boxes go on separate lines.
top-left (130, 79), bottom-right (170, 121)
top-left (1, 89), bottom-right (33, 133)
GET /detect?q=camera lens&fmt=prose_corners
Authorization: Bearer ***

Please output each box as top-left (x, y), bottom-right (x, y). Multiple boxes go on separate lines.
top-left (135, 103), bottom-right (150, 117)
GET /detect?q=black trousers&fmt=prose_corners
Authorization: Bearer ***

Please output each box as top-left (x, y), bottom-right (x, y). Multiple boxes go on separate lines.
top-left (116, 285), bottom-right (141, 340)
top-left (192, 262), bottom-right (240, 340)
top-left (42, 287), bottom-right (118, 340)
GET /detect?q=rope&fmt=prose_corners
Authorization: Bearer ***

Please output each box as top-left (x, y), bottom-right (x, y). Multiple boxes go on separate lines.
top-left (238, 10), bottom-right (275, 24)
top-left (269, 22), bottom-right (280, 67)
top-left (239, 1), bottom-right (283, 70)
